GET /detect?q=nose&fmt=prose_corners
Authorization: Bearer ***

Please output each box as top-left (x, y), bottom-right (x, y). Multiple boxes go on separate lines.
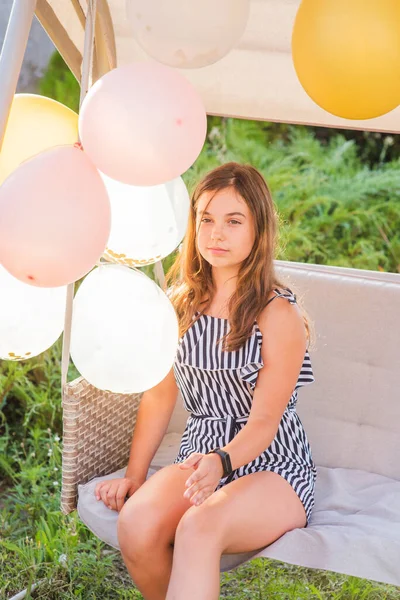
top-left (211, 223), bottom-right (224, 242)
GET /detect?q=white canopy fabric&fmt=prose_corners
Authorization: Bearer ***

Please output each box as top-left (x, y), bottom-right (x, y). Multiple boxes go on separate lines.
top-left (35, 0), bottom-right (400, 133)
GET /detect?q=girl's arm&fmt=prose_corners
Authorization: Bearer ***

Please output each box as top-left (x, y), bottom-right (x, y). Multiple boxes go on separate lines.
top-left (221, 298), bottom-right (307, 470)
top-left (125, 367), bottom-right (179, 483)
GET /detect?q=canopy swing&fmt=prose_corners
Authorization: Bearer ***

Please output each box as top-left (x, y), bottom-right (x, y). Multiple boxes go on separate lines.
top-left (2, 0), bottom-right (399, 591)
top-left (46, 0), bottom-right (400, 588)
top-left (64, 260), bottom-right (400, 586)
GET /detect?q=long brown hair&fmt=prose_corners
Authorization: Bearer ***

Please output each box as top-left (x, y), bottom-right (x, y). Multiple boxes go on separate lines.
top-left (165, 162), bottom-right (312, 351)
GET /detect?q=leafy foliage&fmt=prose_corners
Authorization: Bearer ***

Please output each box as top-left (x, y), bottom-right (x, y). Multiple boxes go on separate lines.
top-left (39, 52), bottom-right (80, 112)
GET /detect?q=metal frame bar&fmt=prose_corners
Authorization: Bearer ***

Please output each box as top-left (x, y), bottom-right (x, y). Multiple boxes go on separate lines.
top-left (0, 0), bottom-right (37, 151)
top-left (61, 0), bottom-right (97, 389)
top-left (35, 0), bottom-right (117, 85)
top-left (35, 0), bottom-right (83, 81)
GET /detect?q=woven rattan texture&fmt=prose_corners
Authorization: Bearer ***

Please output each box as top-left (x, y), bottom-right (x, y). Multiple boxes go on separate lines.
top-left (61, 377), bottom-right (142, 514)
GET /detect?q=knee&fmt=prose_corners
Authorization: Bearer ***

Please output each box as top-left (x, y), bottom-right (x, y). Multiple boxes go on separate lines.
top-left (117, 499), bottom-right (163, 562)
top-left (176, 505), bottom-right (219, 544)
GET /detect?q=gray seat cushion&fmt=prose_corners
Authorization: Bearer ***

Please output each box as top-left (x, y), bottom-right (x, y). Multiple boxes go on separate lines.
top-left (77, 433), bottom-right (400, 586)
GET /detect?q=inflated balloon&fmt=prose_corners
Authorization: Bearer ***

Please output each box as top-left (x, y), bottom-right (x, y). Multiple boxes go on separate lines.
top-left (126, 0), bottom-right (250, 69)
top-left (0, 94), bottom-right (78, 186)
top-left (0, 265), bottom-right (66, 360)
top-left (102, 174), bottom-right (190, 266)
top-left (0, 145), bottom-right (111, 288)
top-left (79, 62), bottom-right (207, 186)
top-left (292, 0), bottom-right (400, 120)
top-left (70, 264), bottom-right (179, 393)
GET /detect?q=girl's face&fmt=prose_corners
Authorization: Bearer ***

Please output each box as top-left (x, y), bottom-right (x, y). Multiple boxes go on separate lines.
top-left (195, 188), bottom-right (256, 270)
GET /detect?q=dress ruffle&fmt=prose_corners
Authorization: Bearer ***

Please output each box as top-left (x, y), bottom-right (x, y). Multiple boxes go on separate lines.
top-left (239, 359), bottom-right (264, 389)
top-left (178, 289), bottom-right (300, 389)
top-left (178, 314), bottom-right (264, 390)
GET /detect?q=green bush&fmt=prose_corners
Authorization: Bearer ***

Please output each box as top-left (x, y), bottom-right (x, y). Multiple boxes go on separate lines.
top-left (37, 51), bottom-right (400, 274)
top-left (39, 51), bottom-right (80, 112)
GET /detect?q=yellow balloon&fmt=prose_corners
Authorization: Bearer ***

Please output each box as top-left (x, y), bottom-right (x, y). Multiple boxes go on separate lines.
top-left (292, 0), bottom-right (400, 120)
top-left (0, 94), bottom-right (79, 185)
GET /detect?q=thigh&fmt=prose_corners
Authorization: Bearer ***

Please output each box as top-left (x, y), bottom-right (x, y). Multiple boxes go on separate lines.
top-left (118, 464), bottom-right (193, 546)
top-left (179, 470), bottom-right (307, 554)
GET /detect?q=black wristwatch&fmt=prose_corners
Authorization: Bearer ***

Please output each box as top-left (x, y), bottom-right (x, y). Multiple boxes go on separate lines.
top-left (207, 448), bottom-right (233, 478)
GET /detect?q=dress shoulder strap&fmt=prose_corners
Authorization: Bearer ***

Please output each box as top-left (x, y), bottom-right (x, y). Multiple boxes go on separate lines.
top-left (265, 287), bottom-right (297, 307)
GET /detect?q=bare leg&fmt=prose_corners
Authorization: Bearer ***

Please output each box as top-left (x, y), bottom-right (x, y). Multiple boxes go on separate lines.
top-left (166, 471), bottom-right (307, 600)
top-left (168, 526), bottom-right (221, 600)
top-left (117, 464), bottom-right (193, 600)
top-left (120, 539), bottom-right (174, 600)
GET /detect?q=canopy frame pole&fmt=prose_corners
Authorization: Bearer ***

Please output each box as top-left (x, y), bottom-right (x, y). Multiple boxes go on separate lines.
top-left (61, 0), bottom-right (97, 390)
top-left (0, 0), bottom-right (37, 152)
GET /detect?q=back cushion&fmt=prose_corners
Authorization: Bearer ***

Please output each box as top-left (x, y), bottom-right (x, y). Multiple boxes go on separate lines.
top-left (168, 261), bottom-right (400, 480)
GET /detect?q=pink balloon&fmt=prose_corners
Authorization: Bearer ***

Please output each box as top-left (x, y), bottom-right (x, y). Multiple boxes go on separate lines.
top-left (0, 145), bottom-right (111, 287)
top-left (79, 62), bottom-right (207, 186)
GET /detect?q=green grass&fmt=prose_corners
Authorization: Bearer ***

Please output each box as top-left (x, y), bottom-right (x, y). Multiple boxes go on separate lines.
top-left (1, 52), bottom-right (400, 598)
top-left (1, 425), bottom-right (399, 600)
top-left (1, 451), bottom-right (399, 600)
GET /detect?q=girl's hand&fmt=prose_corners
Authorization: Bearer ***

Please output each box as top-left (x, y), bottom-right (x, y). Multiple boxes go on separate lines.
top-left (179, 452), bottom-right (224, 506)
top-left (95, 476), bottom-right (142, 512)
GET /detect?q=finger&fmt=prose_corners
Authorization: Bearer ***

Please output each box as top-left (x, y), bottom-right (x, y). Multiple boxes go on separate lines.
top-left (183, 477), bottom-right (204, 498)
top-left (179, 453), bottom-right (204, 470)
top-left (185, 467), bottom-right (208, 489)
top-left (191, 488), bottom-right (212, 506)
top-left (184, 481), bottom-right (212, 502)
top-left (106, 485), bottom-right (119, 511)
top-left (183, 482), bottom-right (198, 500)
top-left (95, 481), bottom-right (106, 500)
top-left (116, 483), bottom-right (129, 512)
top-left (99, 484), bottom-right (110, 506)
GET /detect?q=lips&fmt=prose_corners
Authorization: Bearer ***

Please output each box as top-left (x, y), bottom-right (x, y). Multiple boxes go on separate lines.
top-left (208, 247), bottom-right (227, 251)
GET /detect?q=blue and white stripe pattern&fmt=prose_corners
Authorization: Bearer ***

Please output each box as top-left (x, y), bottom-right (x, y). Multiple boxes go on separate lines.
top-left (173, 287), bottom-right (317, 524)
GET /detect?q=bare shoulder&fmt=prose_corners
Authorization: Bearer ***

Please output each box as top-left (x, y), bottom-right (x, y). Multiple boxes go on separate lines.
top-left (257, 289), bottom-right (306, 348)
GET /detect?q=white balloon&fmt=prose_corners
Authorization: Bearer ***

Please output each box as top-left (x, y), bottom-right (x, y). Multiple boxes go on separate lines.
top-left (101, 174), bottom-right (190, 267)
top-left (126, 0), bottom-right (250, 69)
top-left (70, 265), bottom-right (179, 393)
top-left (0, 265), bottom-right (66, 360)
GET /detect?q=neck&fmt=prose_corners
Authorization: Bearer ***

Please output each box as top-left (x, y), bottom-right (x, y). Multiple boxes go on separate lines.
top-left (211, 266), bottom-right (238, 298)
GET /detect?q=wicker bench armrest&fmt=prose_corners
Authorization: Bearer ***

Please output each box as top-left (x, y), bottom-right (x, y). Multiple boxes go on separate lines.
top-left (61, 377), bottom-right (142, 514)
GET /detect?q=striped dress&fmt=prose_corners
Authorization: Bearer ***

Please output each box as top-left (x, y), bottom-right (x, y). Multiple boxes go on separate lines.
top-left (173, 287), bottom-right (317, 524)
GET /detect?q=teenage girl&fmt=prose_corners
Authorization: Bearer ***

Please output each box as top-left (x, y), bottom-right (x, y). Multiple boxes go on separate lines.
top-left (95, 162), bottom-right (316, 600)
